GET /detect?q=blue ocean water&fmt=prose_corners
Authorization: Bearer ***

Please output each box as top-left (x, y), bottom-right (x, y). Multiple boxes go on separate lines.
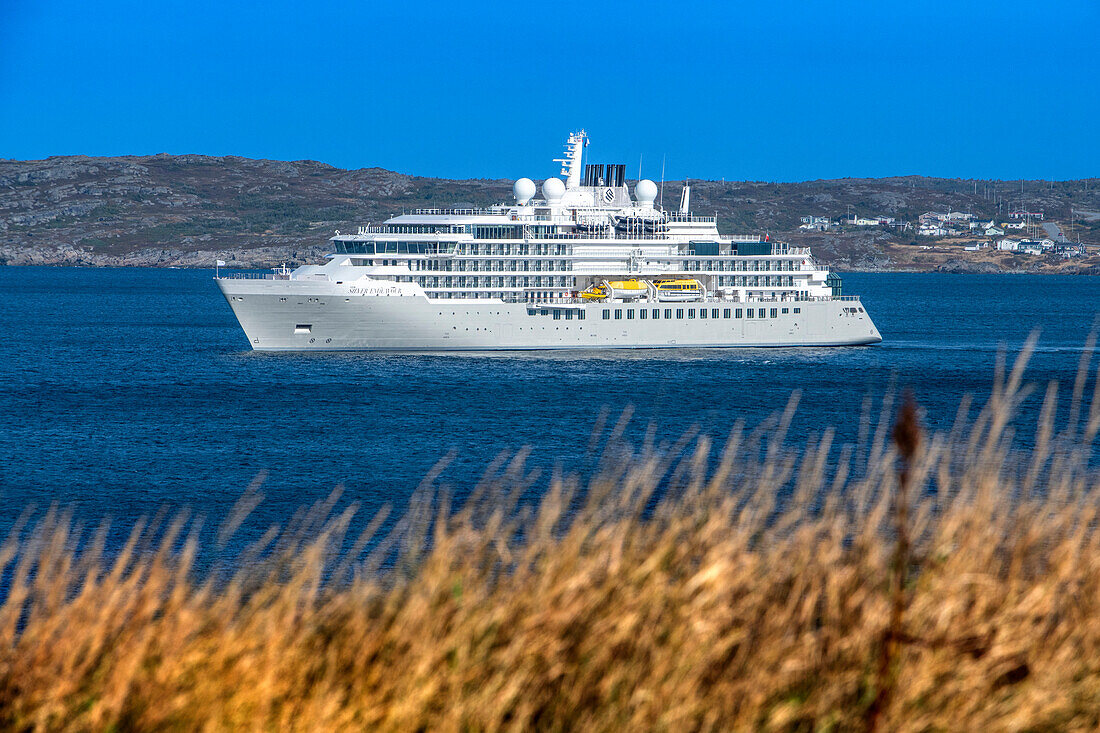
top-left (1, 268), bottom-right (1098, 547)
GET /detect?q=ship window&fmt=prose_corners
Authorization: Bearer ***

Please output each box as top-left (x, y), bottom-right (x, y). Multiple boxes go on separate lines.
top-left (723, 309), bottom-right (731, 318)
top-left (676, 309), bottom-right (684, 319)
top-left (699, 309), bottom-right (707, 319)
top-left (735, 309), bottom-right (742, 318)
top-left (294, 324), bottom-right (312, 334)
top-left (652, 309), bottom-right (659, 319)
top-left (688, 309), bottom-right (696, 319)
top-left (746, 309), bottom-right (753, 318)
top-left (639, 309), bottom-right (647, 320)
top-left (759, 309), bottom-right (766, 318)
top-left (664, 309), bottom-right (672, 319)
top-left (614, 309), bottom-right (623, 320)
top-left (553, 310), bottom-right (561, 320)
top-left (794, 307), bottom-right (801, 314)
top-left (712, 309), bottom-right (720, 319)
top-left (782, 308), bottom-right (789, 314)
top-left (602, 309), bottom-right (610, 320)
top-left (627, 309), bottom-right (634, 319)
top-left (565, 310), bottom-right (573, 320)
top-left (771, 309), bottom-right (778, 318)
top-left (578, 311), bottom-right (585, 320)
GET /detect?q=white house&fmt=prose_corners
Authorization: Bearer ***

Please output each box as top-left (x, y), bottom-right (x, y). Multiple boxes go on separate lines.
top-left (996, 238), bottom-right (1020, 251)
top-left (798, 215), bottom-right (832, 231)
top-left (919, 225), bottom-right (947, 237)
top-left (1003, 221), bottom-right (1027, 230)
top-left (854, 217), bottom-right (880, 226)
top-left (984, 226), bottom-right (1005, 236)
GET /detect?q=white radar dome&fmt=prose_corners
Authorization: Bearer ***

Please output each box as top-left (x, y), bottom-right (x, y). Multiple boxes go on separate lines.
top-left (542, 177), bottom-right (565, 202)
top-left (513, 177), bottom-right (536, 205)
top-left (635, 179), bottom-right (658, 205)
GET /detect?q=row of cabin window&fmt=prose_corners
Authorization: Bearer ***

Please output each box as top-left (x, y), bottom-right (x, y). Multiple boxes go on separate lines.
top-left (716, 275), bottom-right (796, 287)
top-left (349, 251), bottom-right (802, 271)
top-left (381, 266), bottom-right (796, 289)
top-left (426, 291), bottom-right (563, 300)
top-left (352, 255), bottom-right (803, 276)
top-left (405, 276), bottom-right (570, 288)
top-left (339, 241), bottom-right (572, 256)
top-left (411, 260), bottom-right (572, 272)
top-left (602, 307), bottom-right (800, 321)
top-left (684, 259), bottom-right (800, 272)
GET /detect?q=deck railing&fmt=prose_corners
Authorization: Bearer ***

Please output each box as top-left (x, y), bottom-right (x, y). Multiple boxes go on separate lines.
top-left (500, 294), bottom-right (861, 306)
top-left (215, 272), bottom-right (291, 280)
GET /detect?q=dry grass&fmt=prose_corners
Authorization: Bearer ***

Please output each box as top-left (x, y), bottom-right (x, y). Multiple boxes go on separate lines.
top-left (4, 337), bottom-right (1100, 731)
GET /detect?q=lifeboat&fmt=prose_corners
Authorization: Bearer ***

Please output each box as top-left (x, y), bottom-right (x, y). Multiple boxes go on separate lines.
top-left (582, 279), bottom-right (648, 300)
top-left (606, 279), bottom-right (648, 299)
top-left (654, 278), bottom-right (703, 302)
top-left (580, 284), bottom-right (608, 300)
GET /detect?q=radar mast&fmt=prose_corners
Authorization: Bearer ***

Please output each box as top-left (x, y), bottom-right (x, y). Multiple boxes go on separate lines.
top-left (553, 130), bottom-right (587, 190)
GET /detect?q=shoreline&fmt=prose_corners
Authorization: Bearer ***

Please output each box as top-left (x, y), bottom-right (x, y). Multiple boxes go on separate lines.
top-left (2, 255), bottom-right (1098, 275)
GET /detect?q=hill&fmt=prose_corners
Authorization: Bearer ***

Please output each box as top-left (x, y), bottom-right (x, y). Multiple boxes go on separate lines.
top-left (2, 154), bottom-right (1098, 271)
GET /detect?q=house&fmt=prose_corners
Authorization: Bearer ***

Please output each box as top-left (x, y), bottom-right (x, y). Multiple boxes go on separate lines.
top-left (798, 215), bottom-right (832, 231)
top-left (944, 211), bottom-right (975, 222)
top-left (1009, 211), bottom-right (1044, 221)
top-left (984, 226), bottom-right (1005, 236)
top-left (996, 238), bottom-right (1020, 251)
top-left (1055, 244), bottom-right (1085, 259)
top-left (918, 225), bottom-right (947, 237)
top-left (853, 217), bottom-right (880, 226)
top-left (1003, 221), bottom-right (1027, 230)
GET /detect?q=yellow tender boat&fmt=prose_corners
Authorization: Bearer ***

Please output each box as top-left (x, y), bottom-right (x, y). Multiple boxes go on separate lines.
top-left (654, 278), bottom-right (703, 302)
top-left (581, 279), bottom-right (648, 300)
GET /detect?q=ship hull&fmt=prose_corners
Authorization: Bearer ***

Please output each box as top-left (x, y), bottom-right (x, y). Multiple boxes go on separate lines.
top-left (217, 279), bottom-right (882, 351)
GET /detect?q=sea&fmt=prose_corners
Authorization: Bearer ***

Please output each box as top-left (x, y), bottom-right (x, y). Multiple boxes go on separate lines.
top-left (2, 268), bottom-right (1099, 553)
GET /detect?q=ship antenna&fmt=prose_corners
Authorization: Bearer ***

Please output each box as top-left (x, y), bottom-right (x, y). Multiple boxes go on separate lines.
top-left (659, 154), bottom-right (666, 209)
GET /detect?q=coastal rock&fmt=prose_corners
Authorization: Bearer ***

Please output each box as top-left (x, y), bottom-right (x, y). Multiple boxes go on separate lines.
top-left (0, 155), bottom-right (1096, 269)
top-left (935, 259), bottom-right (1005, 274)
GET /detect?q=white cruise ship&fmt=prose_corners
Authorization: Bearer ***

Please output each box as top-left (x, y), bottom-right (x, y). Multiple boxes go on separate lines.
top-left (216, 131), bottom-right (881, 350)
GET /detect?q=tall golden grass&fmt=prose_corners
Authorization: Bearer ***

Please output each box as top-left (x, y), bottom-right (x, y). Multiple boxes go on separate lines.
top-left (4, 336), bottom-right (1100, 731)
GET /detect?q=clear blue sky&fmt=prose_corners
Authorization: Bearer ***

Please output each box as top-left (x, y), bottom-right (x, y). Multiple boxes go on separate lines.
top-left (2, 0), bottom-right (1097, 182)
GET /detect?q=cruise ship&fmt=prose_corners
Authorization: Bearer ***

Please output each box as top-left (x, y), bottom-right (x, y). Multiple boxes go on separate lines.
top-left (216, 131), bottom-right (881, 350)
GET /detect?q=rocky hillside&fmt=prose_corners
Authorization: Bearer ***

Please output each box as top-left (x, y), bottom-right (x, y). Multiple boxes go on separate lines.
top-left (2, 155), bottom-right (1098, 270)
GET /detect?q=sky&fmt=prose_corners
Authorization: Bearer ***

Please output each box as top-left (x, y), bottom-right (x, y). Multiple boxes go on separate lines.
top-left (1, 0), bottom-right (1097, 182)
